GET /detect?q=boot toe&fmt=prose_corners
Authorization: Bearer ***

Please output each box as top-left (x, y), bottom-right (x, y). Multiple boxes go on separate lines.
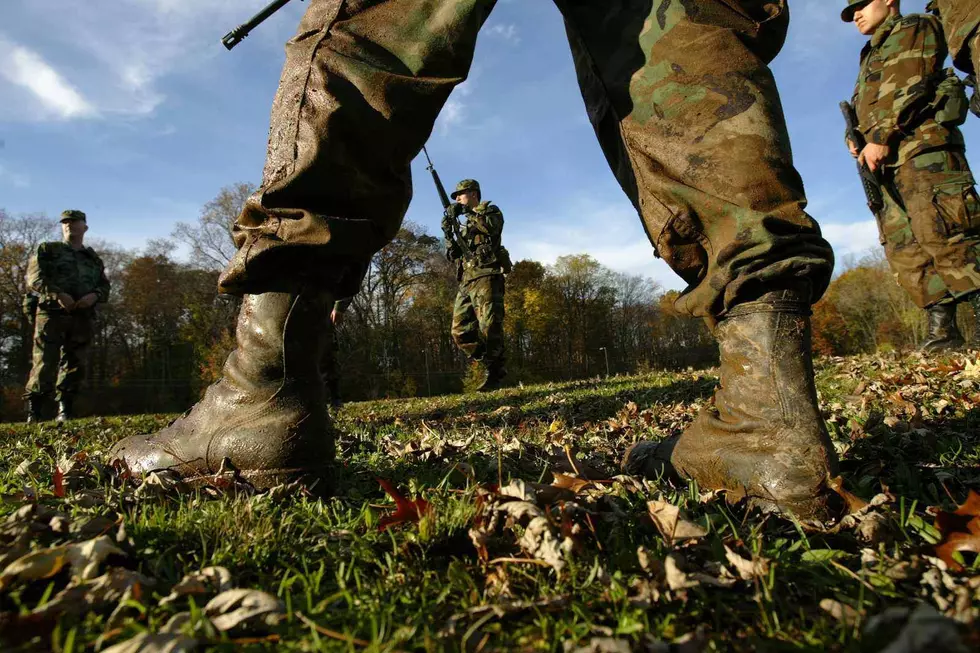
top-left (622, 438), bottom-right (681, 482)
top-left (109, 433), bottom-right (186, 477)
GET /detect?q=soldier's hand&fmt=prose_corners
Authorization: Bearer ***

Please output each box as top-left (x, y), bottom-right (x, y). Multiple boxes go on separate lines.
top-left (57, 293), bottom-right (75, 312)
top-left (858, 143), bottom-right (890, 173)
top-left (331, 308), bottom-right (344, 325)
top-left (847, 139), bottom-right (859, 158)
top-left (74, 293), bottom-right (98, 310)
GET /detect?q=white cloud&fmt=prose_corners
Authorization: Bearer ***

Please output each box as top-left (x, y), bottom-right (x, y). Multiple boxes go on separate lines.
top-left (487, 23), bottom-right (520, 45)
top-left (0, 0), bottom-right (300, 122)
top-left (820, 218), bottom-right (881, 260)
top-left (0, 40), bottom-right (95, 119)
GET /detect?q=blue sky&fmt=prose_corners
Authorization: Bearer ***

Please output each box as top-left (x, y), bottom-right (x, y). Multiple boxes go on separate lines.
top-left (2, 0), bottom-right (978, 291)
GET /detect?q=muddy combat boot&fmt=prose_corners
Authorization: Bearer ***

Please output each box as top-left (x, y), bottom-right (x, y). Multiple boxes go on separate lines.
top-left (476, 362), bottom-right (507, 392)
top-left (623, 290), bottom-right (839, 521)
top-left (56, 398), bottom-right (73, 423)
top-left (920, 303), bottom-right (965, 352)
top-left (109, 291), bottom-right (336, 492)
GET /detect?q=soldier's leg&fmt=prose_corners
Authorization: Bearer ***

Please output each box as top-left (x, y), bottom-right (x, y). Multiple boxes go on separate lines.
top-left (560, 0), bottom-right (837, 518)
top-left (321, 319), bottom-right (342, 408)
top-left (218, 0), bottom-right (498, 296)
top-left (23, 312), bottom-right (67, 419)
top-left (55, 313), bottom-right (94, 420)
top-left (113, 0), bottom-right (497, 488)
top-left (451, 284), bottom-right (484, 362)
top-left (471, 276), bottom-right (506, 371)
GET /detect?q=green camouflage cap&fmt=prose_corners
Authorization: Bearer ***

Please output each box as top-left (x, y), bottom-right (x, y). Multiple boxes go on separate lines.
top-left (450, 179), bottom-right (481, 200)
top-left (841, 0), bottom-right (872, 22)
top-left (60, 209), bottom-right (87, 223)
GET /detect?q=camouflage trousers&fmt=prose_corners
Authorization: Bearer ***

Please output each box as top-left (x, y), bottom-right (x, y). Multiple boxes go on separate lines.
top-left (216, 0), bottom-right (833, 322)
top-left (452, 274), bottom-right (505, 370)
top-left (24, 310), bottom-right (93, 401)
top-left (877, 149), bottom-right (980, 308)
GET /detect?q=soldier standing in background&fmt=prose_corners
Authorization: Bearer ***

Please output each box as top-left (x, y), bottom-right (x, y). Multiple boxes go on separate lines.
top-left (444, 179), bottom-right (509, 392)
top-left (112, 0), bottom-right (842, 520)
top-left (927, 0), bottom-right (980, 117)
top-left (23, 210), bottom-right (110, 422)
top-left (322, 295), bottom-right (352, 409)
top-left (842, 0), bottom-right (980, 351)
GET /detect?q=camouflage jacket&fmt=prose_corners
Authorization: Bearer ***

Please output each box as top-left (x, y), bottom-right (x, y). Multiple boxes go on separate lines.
top-left (852, 13), bottom-right (963, 168)
top-left (27, 241), bottom-right (110, 312)
top-left (450, 201), bottom-right (507, 283)
top-left (928, 0), bottom-right (980, 72)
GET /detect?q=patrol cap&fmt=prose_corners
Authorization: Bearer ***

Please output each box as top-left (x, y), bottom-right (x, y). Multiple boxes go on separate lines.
top-left (841, 0), bottom-right (873, 23)
top-left (60, 209), bottom-right (87, 223)
top-left (450, 179), bottom-right (481, 200)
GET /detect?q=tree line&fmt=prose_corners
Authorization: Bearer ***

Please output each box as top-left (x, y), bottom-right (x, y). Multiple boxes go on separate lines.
top-left (0, 183), bottom-right (946, 421)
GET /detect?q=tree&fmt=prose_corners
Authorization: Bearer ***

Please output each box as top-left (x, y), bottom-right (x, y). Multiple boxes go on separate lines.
top-left (172, 182), bottom-right (254, 270)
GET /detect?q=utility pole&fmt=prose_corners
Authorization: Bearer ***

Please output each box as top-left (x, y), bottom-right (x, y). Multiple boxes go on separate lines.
top-left (599, 346), bottom-right (610, 378)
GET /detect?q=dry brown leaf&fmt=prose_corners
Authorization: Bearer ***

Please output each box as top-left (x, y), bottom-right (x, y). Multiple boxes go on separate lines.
top-left (723, 546), bottom-right (771, 581)
top-left (552, 473), bottom-right (593, 495)
top-left (647, 500), bottom-right (707, 543)
top-left (0, 535), bottom-right (124, 588)
top-left (828, 476), bottom-right (869, 514)
top-left (203, 588), bottom-right (286, 632)
top-left (160, 567), bottom-right (233, 607)
top-left (820, 598), bottom-right (862, 626)
top-left (101, 632), bottom-right (198, 653)
top-left (933, 490), bottom-right (980, 572)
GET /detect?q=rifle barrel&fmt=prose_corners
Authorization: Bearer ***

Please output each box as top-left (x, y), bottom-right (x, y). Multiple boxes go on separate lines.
top-left (223, 0), bottom-right (295, 50)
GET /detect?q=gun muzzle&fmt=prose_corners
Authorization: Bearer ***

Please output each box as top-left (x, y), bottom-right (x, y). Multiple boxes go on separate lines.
top-left (222, 26), bottom-right (249, 50)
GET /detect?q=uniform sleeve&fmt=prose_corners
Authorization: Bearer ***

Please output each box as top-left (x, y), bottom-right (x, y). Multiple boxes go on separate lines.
top-left (27, 244), bottom-right (64, 300)
top-left (93, 257), bottom-right (110, 304)
top-left (864, 17), bottom-right (947, 146)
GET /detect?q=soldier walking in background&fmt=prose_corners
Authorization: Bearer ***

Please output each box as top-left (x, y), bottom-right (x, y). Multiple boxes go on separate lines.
top-left (927, 0), bottom-right (980, 117)
top-left (112, 0), bottom-right (843, 521)
top-left (443, 179), bottom-right (509, 392)
top-left (23, 210), bottom-right (110, 422)
top-left (842, 0), bottom-right (980, 351)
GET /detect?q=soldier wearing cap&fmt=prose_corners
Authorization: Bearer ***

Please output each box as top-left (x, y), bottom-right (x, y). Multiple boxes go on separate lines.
top-left (442, 179), bottom-right (510, 391)
top-left (926, 0), bottom-right (980, 117)
top-left (842, 0), bottom-right (980, 351)
top-left (23, 210), bottom-right (110, 422)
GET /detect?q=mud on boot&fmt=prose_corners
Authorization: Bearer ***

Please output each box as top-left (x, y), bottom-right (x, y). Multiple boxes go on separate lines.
top-left (109, 291), bottom-right (337, 493)
top-left (623, 290), bottom-right (840, 522)
top-left (920, 302), bottom-right (965, 352)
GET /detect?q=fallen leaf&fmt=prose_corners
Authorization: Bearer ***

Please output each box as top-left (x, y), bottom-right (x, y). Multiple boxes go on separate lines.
top-left (203, 589), bottom-right (286, 632)
top-left (101, 632), bottom-right (198, 653)
top-left (376, 478), bottom-right (432, 531)
top-left (551, 473), bottom-right (593, 495)
top-left (933, 491), bottom-right (980, 572)
top-left (53, 466), bottom-right (65, 498)
top-left (647, 500), bottom-right (707, 543)
top-left (724, 546), bottom-right (771, 581)
top-left (828, 476), bottom-right (869, 514)
top-left (820, 598), bottom-right (862, 627)
top-left (0, 535), bottom-right (125, 588)
top-left (160, 567), bottom-right (233, 607)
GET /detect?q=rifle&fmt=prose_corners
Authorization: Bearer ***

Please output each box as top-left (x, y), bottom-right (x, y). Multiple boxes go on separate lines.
top-left (423, 147), bottom-right (469, 262)
top-left (840, 101), bottom-right (885, 215)
top-left (222, 0), bottom-right (300, 51)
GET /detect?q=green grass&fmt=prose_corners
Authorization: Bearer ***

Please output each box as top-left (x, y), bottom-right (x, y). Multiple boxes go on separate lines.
top-left (0, 353), bottom-right (979, 651)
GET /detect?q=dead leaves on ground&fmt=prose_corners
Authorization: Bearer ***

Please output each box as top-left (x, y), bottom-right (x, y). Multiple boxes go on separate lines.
top-left (934, 490), bottom-right (980, 572)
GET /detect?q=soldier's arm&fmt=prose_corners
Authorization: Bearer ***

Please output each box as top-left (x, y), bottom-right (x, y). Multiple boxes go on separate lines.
top-left (94, 259), bottom-right (110, 304)
top-left (863, 17), bottom-right (946, 146)
top-left (27, 244), bottom-right (65, 301)
top-left (470, 205), bottom-right (504, 249)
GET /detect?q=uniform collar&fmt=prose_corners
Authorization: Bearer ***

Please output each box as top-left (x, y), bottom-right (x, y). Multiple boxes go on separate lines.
top-left (871, 13), bottom-right (902, 48)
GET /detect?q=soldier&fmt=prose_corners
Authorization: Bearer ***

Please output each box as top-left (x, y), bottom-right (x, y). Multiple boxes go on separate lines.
top-left (111, 0), bottom-right (840, 520)
top-left (926, 0), bottom-right (980, 117)
top-left (322, 295), bottom-right (352, 409)
top-left (842, 0), bottom-right (980, 351)
top-left (444, 179), bottom-right (508, 392)
top-left (24, 210), bottom-right (110, 422)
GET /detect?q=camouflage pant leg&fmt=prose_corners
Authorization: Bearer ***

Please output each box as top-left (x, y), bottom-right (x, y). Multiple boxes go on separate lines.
top-left (320, 319), bottom-right (340, 397)
top-left (24, 312), bottom-right (70, 400)
top-left (891, 149), bottom-right (980, 306)
top-left (556, 0), bottom-right (834, 321)
top-left (452, 275), bottom-right (505, 366)
top-left (55, 313), bottom-right (93, 401)
top-left (218, 0), bottom-right (497, 296)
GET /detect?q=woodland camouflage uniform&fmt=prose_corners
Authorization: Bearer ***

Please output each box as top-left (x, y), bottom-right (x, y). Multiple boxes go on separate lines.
top-left (848, 11), bottom-right (980, 350)
top-left (24, 222), bottom-right (110, 418)
top-left (445, 181), bottom-right (507, 386)
top-left (112, 0), bottom-right (842, 520)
